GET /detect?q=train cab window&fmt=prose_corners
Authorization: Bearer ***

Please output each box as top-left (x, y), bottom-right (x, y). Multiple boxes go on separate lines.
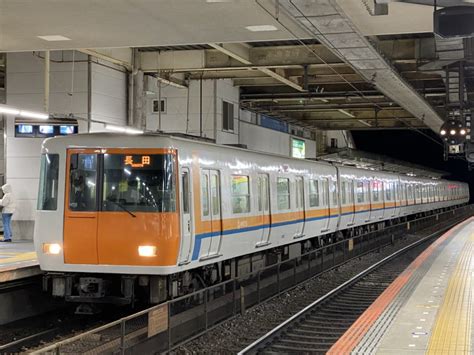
top-left (231, 175), bottom-right (250, 213)
top-left (277, 178), bottom-right (290, 210)
top-left (38, 154), bottom-right (59, 210)
top-left (309, 179), bottom-right (319, 207)
top-left (356, 182), bottom-right (364, 203)
top-left (69, 154), bottom-right (98, 211)
top-left (102, 154), bottom-right (176, 213)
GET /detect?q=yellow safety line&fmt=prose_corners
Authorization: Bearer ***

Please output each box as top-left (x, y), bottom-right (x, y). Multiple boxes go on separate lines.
top-left (427, 234), bottom-right (473, 354)
top-left (0, 252), bottom-right (37, 264)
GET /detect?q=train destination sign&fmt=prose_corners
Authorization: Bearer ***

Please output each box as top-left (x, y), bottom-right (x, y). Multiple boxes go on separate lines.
top-left (124, 155), bottom-right (151, 168)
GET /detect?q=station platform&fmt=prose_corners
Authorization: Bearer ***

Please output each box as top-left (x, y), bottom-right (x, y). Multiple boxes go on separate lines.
top-left (0, 241), bottom-right (40, 283)
top-left (328, 216), bottom-right (474, 354)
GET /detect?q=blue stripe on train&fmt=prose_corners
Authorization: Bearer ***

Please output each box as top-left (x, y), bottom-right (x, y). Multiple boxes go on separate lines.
top-left (190, 207), bottom-right (396, 260)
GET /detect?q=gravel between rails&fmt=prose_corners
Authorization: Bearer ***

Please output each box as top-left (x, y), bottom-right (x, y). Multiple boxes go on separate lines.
top-left (174, 220), bottom-right (458, 354)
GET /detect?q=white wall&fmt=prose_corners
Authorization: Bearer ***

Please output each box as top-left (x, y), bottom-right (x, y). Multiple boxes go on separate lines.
top-left (145, 77), bottom-right (317, 158)
top-left (90, 60), bottom-right (127, 131)
top-left (145, 78), bottom-right (239, 144)
top-left (239, 121), bottom-right (316, 158)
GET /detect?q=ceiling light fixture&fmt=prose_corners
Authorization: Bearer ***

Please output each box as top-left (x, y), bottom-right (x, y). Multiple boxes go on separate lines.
top-left (245, 25), bottom-right (278, 32)
top-left (37, 35), bottom-right (72, 41)
top-left (0, 105), bottom-right (49, 119)
top-left (105, 124), bottom-right (143, 135)
top-left (338, 109), bottom-right (355, 118)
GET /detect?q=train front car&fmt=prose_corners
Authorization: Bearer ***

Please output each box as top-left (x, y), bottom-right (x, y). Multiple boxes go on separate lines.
top-left (35, 134), bottom-right (180, 311)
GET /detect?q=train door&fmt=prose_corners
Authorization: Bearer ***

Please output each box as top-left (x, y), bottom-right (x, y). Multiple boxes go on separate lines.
top-left (205, 170), bottom-right (223, 257)
top-left (63, 151), bottom-right (99, 264)
top-left (178, 168), bottom-right (193, 264)
top-left (321, 178), bottom-right (331, 232)
top-left (348, 180), bottom-right (356, 225)
top-left (256, 174), bottom-right (271, 247)
top-left (294, 176), bottom-right (306, 238)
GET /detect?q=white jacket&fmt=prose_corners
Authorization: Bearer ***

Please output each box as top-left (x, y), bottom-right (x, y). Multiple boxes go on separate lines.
top-left (0, 184), bottom-right (15, 214)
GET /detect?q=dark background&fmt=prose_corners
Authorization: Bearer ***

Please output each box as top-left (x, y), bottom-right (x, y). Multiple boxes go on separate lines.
top-left (351, 130), bottom-right (474, 202)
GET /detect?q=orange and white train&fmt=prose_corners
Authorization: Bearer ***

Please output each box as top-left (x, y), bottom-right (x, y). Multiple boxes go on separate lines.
top-left (34, 133), bottom-right (469, 307)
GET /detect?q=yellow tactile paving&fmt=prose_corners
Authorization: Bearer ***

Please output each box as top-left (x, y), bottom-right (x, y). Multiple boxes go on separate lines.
top-left (0, 251), bottom-right (37, 264)
top-left (427, 234), bottom-right (473, 354)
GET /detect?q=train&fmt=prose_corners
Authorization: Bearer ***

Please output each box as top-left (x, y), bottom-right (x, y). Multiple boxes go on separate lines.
top-left (34, 133), bottom-right (469, 311)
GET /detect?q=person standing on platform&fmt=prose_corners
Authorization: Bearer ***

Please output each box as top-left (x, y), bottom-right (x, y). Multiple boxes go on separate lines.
top-left (0, 184), bottom-right (15, 242)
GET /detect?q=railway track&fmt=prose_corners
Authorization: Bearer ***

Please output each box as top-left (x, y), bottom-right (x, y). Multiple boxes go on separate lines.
top-left (239, 234), bottom-right (439, 354)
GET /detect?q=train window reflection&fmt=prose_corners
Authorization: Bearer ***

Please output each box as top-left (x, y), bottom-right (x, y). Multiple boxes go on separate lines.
top-left (102, 154), bottom-right (176, 213)
top-left (231, 175), bottom-right (250, 214)
top-left (277, 178), bottom-right (290, 210)
top-left (38, 154), bottom-right (59, 210)
top-left (69, 154), bottom-right (97, 211)
top-left (309, 179), bottom-right (319, 207)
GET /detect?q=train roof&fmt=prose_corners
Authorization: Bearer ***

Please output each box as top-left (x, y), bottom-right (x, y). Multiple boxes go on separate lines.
top-left (42, 132), bottom-right (463, 183)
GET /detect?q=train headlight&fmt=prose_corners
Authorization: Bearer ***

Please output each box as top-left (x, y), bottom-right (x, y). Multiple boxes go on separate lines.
top-left (138, 245), bottom-right (157, 257)
top-left (440, 129), bottom-right (446, 136)
top-left (460, 129), bottom-right (467, 135)
top-left (43, 243), bottom-right (61, 255)
top-left (450, 129), bottom-right (456, 135)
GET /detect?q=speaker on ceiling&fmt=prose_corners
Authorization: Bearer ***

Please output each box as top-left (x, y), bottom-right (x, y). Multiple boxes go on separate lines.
top-left (434, 6), bottom-right (474, 38)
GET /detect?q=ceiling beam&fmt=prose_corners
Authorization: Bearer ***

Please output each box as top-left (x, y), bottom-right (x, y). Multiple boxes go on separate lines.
top-left (208, 43), bottom-right (306, 92)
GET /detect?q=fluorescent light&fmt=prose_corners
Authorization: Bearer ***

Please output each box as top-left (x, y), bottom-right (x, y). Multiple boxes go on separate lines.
top-left (245, 25), bottom-right (278, 32)
top-left (358, 119), bottom-right (372, 127)
top-left (0, 106), bottom-right (20, 115)
top-left (0, 105), bottom-right (48, 119)
top-left (338, 109), bottom-right (355, 118)
top-left (37, 35), bottom-right (71, 41)
top-left (105, 124), bottom-right (143, 135)
top-left (19, 110), bottom-right (49, 119)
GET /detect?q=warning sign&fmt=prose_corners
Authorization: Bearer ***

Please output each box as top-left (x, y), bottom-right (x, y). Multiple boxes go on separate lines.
top-left (148, 304), bottom-right (168, 337)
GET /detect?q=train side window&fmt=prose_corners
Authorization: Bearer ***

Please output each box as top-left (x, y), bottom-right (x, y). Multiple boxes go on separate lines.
top-left (348, 181), bottom-right (354, 204)
top-left (331, 180), bottom-right (338, 205)
top-left (38, 154), bottom-right (60, 210)
top-left (277, 177), bottom-right (290, 210)
top-left (356, 181), bottom-right (364, 203)
top-left (231, 175), bottom-right (250, 213)
top-left (211, 174), bottom-right (220, 216)
top-left (69, 154), bottom-right (97, 211)
top-left (201, 174), bottom-right (209, 216)
top-left (321, 179), bottom-right (329, 206)
top-left (309, 179), bottom-right (319, 207)
top-left (372, 181), bottom-right (379, 202)
top-left (385, 183), bottom-right (391, 201)
top-left (341, 181), bottom-right (347, 204)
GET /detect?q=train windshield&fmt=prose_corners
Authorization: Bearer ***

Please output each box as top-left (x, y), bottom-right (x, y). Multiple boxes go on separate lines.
top-left (102, 154), bottom-right (176, 213)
